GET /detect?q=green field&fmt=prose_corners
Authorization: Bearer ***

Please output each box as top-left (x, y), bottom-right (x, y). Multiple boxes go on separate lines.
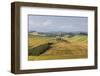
top-left (28, 34), bottom-right (88, 61)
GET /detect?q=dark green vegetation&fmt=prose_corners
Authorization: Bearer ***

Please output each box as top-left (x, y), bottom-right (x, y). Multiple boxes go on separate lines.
top-left (28, 32), bottom-right (88, 61)
top-left (28, 43), bottom-right (52, 56)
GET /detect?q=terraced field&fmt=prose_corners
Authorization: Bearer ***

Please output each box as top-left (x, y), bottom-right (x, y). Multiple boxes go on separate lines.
top-left (28, 34), bottom-right (88, 61)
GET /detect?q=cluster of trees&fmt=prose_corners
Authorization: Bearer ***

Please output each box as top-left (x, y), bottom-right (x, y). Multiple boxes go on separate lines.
top-left (39, 32), bottom-right (87, 37)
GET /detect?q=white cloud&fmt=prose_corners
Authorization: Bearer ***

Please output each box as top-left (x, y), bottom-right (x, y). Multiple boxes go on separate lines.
top-left (28, 15), bottom-right (88, 32)
top-left (42, 20), bottom-right (52, 26)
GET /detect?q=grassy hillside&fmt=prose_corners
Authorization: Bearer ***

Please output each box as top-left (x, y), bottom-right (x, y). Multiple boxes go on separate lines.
top-left (28, 34), bottom-right (88, 61)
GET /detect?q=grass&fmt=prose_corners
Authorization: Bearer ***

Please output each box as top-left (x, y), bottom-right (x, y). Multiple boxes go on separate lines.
top-left (28, 55), bottom-right (87, 61)
top-left (28, 34), bottom-right (88, 61)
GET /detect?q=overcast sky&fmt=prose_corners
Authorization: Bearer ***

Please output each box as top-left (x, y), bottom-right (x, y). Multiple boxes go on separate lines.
top-left (28, 15), bottom-right (88, 33)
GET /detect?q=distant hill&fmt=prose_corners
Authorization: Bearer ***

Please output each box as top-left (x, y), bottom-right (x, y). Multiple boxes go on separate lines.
top-left (29, 31), bottom-right (87, 37)
top-left (29, 31), bottom-right (39, 35)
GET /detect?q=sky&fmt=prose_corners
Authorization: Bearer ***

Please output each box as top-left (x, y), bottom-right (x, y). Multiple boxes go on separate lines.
top-left (28, 15), bottom-right (88, 33)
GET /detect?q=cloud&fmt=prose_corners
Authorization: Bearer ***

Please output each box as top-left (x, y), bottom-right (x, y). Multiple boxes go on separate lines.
top-left (28, 15), bottom-right (88, 32)
top-left (42, 20), bottom-right (52, 26)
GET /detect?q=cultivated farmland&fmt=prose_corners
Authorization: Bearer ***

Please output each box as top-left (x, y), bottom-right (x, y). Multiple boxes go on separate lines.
top-left (28, 33), bottom-right (88, 61)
